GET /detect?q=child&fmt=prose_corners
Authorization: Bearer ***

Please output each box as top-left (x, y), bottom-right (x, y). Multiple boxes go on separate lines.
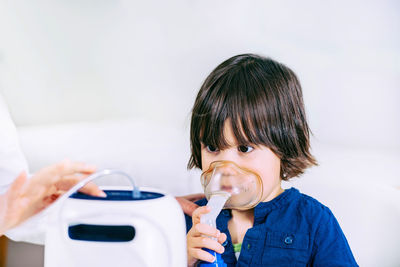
top-left (185, 54), bottom-right (358, 267)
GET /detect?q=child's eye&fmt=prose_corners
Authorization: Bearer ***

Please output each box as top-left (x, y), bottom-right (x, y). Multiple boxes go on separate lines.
top-left (238, 145), bottom-right (254, 153)
top-left (206, 145), bottom-right (219, 153)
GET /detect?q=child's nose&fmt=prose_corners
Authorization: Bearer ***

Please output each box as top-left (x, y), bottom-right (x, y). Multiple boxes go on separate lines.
top-left (214, 163), bottom-right (237, 175)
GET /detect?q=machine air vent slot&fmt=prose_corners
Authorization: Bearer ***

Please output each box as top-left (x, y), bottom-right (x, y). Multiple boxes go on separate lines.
top-left (68, 224), bottom-right (135, 242)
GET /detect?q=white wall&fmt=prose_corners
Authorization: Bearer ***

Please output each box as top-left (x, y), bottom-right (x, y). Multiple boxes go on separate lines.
top-left (0, 0), bottom-right (399, 151)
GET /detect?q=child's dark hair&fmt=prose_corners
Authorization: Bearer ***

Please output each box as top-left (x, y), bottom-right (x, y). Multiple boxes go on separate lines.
top-left (188, 54), bottom-right (317, 180)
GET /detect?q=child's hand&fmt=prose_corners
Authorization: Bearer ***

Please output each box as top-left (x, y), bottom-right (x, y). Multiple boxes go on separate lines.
top-left (187, 206), bottom-right (227, 266)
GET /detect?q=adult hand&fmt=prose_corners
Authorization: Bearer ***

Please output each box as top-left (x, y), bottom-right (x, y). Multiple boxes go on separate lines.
top-left (0, 160), bottom-right (104, 235)
top-left (175, 193), bottom-right (205, 216)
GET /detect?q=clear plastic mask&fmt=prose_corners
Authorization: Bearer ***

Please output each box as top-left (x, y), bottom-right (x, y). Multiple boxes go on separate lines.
top-left (200, 161), bottom-right (264, 210)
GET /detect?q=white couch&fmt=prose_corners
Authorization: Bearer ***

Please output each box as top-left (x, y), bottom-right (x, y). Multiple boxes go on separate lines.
top-left (13, 119), bottom-right (400, 267)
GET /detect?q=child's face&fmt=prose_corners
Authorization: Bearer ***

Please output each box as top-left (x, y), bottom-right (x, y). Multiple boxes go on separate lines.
top-left (201, 120), bottom-right (282, 203)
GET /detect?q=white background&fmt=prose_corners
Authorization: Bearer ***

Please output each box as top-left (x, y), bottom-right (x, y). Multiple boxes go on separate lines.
top-left (0, 0), bottom-right (399, 151)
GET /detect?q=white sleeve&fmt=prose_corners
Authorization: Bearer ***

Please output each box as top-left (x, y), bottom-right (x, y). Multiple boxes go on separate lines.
top-left (0, 95), bottom-right (46, 244)
top-left (0, 94), bottom-right (29, 194)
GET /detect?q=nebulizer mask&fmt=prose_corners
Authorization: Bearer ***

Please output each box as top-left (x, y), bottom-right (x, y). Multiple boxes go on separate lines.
top-left (198, 161), bottom-right (263, 267)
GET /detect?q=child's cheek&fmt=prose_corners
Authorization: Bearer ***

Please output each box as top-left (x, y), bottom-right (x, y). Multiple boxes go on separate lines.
top-left (200, 151), bottom-right (211, 172)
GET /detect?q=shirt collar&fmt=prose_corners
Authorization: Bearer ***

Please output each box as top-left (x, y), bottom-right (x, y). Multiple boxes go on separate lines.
top-left (253, 187), bottom-right (299, 225)
top-left (216, 187), bottom-right (299, 228)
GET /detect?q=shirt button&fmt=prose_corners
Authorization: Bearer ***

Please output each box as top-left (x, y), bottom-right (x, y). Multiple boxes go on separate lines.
top-left (284, 235), bottom-right (294, 245)
top-left (247, 243), bottom-right (251, 250)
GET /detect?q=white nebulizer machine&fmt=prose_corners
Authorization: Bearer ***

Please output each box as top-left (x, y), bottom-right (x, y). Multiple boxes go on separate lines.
top-left (198, 161), bottom-right (264, 267)
top-left (44, 170), bottom-right (187, 267)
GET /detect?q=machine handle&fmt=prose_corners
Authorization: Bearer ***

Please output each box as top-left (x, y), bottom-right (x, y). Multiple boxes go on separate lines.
top-left (55, 169), bottom-right (140, 226)
top-left (57, 169), bottom-right (141, 204)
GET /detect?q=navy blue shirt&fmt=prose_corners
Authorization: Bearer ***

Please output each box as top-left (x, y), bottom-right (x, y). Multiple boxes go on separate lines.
top-left (185, 188), bottom-right (358, 267)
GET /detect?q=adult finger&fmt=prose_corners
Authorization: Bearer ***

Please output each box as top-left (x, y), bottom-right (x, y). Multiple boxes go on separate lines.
top-left (53, 174), bottom-right (106, 197)
top-left (78, 181), bottom-right (106, 197)
top-left (53, 174), bottom-right (86, 191)
top-left (175, 197), bottom-right (199, 216)
top-left (179, 193), bottom-right (205, 202)
top-left (54, 160), bottom-right (96, 175)
top-left (38, 160), bottom-right (96, 185)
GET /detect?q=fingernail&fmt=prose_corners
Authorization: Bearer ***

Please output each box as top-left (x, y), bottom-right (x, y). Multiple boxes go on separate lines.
top-left (98, 191), bottom-right (107, 197)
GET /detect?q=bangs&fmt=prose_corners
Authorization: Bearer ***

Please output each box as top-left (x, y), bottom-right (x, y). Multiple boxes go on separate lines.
top-left (195, 64), bottom-right (277, 152)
